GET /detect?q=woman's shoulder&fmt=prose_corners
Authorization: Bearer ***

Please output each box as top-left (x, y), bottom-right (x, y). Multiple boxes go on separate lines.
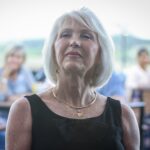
top-left (104, 97), bottom-right (137, 124)
top-left (118, 101), bottom-right (139, 132)
top-left (20, 88), bottom-right (53, 107)
top-left (119, 101), bottom-right (140, 149)
top-left (9, 97), bottom-right (31, 116)
top-left (108, 97), bottom-right (133, 116)
top-left (120, 102), bottom-right (136, 120)
top-left (97, 95), bottom-right (121, 107)
top-left (6, 97), bottom-right (32, 133)
top-left (6, 97), bottom-right (32, 149)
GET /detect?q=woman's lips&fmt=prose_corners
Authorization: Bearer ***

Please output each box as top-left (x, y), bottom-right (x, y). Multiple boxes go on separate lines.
top-left (65, 52), bottom-right (82, 57)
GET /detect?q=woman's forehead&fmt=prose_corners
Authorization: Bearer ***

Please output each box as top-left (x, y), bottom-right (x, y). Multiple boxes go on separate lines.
top-left (8, 50), bottom-right (25, 57)
top-left (60, 17), bottom-right (91, 31)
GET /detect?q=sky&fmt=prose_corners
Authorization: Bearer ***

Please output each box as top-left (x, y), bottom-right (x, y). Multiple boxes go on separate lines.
top-left (0, 0), bottom-right (150, 42)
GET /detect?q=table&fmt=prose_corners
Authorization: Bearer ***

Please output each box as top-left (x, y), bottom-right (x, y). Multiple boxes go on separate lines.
top-left (0, 101), bottom-right (13, 111)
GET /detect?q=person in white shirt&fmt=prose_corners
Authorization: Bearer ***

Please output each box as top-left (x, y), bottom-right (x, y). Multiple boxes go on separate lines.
top-left (126, 48), bottom-right (150, 101)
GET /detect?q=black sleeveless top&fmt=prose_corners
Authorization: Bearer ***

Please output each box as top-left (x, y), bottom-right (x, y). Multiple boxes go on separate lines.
top-left (25, 94), bottom-right (125, 150)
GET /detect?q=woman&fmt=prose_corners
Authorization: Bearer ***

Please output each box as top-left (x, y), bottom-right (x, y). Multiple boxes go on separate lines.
top-left (6, 8), bottom-right (140, 150)
top-left (0, 44), bottom-right (35, 101)
top-left (0, 44), bottom-right (35, 149)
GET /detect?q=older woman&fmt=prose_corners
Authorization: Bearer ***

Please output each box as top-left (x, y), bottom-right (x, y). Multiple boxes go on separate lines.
top-left (6, 8), bottom-right (139, 150)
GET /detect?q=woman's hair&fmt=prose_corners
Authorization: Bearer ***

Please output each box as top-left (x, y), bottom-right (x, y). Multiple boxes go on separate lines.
top-left (4, 44), bottom-right (26, 62)
top-left (137, 47), bottom-right (149, 57)
top-left (42, 7), bottom-right (114, 88)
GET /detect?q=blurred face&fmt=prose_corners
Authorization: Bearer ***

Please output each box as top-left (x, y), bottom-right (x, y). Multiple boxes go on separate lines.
top-left (54, 18), bottom-right (100, 76)
top-left (6, 50), bottom-right (25, 71)
top-left (138, 52), bottom-right (150, 66)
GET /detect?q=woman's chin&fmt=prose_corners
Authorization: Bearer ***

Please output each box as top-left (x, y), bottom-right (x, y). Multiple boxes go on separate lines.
top-left (63, 62), bottom-right (84, 74)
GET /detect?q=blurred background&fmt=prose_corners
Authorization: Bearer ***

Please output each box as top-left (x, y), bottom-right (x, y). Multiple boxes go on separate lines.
top-left (0, 0), bottom-right (150, 70)
top-left (0, 0), bottom-right (150, 149)
top-left (0, 0), bottom-right (150, 68)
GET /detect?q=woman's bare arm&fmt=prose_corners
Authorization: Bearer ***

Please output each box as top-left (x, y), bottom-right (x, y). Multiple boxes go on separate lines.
top-left (5, 97), bottom-right (32, 150)
top-left (122, 104), bottom-right (140, 150)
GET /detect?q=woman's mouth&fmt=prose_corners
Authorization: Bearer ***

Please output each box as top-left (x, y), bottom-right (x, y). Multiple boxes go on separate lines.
top-left (65, 51), bottom-right (82, 57)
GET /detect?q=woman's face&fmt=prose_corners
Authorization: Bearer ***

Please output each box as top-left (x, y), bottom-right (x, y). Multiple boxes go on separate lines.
top-left (6, 50), bottom-right (25, 71)
top-left (138, 52), bottom-right (150, 66)
top-left (54, 18), bottom-right (100, 76)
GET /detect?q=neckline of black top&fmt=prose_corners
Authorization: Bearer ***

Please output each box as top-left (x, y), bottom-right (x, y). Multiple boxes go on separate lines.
top-left (33, 94), bottom-right (110, 121)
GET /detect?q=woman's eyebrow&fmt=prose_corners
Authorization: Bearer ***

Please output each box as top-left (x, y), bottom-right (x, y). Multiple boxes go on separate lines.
top-left (80, 29), bottom-right (95, 34)
top-left (60, 28), bottom-right (72, 32)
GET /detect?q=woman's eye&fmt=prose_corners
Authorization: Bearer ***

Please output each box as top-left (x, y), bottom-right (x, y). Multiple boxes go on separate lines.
top-left (81, 34), bottom-right (93, 40)
top-left (60, 32), bottom-right (71, 38)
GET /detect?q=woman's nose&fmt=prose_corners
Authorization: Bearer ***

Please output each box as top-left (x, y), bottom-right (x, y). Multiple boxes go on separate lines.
top-left (70, 35), bottom-right (81, 48)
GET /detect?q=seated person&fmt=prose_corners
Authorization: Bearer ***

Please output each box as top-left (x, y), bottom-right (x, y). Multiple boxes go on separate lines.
top-left (0, 44), bottom-right (35, 102)
top-left (0, 43), bottom-right (35, 149)
top-left (125, 48), bottom-right (150, 149)
top-left (125, 48), bottom-right (150, 101)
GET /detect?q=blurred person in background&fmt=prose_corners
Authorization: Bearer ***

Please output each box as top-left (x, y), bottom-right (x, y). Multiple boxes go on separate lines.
top-left (97, 70), bottom-right (126, 102)
top-left (126, 48), bottom-right (150, 101)
top-left (0, 44), bottom-right (35, 150)
top-left (125, 47), bottom-right (150, 149)
top-left (34, 67), bottom-right (46, 82)
top-left (0, 44), bottom-right (35, 102)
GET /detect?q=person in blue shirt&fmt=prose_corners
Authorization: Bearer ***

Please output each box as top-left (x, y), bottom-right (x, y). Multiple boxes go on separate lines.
top-left (97, 71), bottom-right (126, 101)
top-left (0, 44), bottom-right (35, 150)
top-left (0, 44), bottom-right (35, 101)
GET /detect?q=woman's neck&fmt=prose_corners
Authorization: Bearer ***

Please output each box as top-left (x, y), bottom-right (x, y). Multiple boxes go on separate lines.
top-left (55, 73), bottom-right (93, 107)
top-left (139, 63), bottom-right (147, 70)
top-left (10, 70), bottom-right (19, 80)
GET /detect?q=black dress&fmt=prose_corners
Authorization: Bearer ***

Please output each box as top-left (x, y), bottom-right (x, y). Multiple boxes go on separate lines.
top-left (25, 94), bottom-right (125, 150)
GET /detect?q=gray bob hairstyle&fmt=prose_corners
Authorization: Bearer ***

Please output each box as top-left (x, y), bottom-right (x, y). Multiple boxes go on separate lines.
top-left (42, 7), bottom-right (114, 88)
